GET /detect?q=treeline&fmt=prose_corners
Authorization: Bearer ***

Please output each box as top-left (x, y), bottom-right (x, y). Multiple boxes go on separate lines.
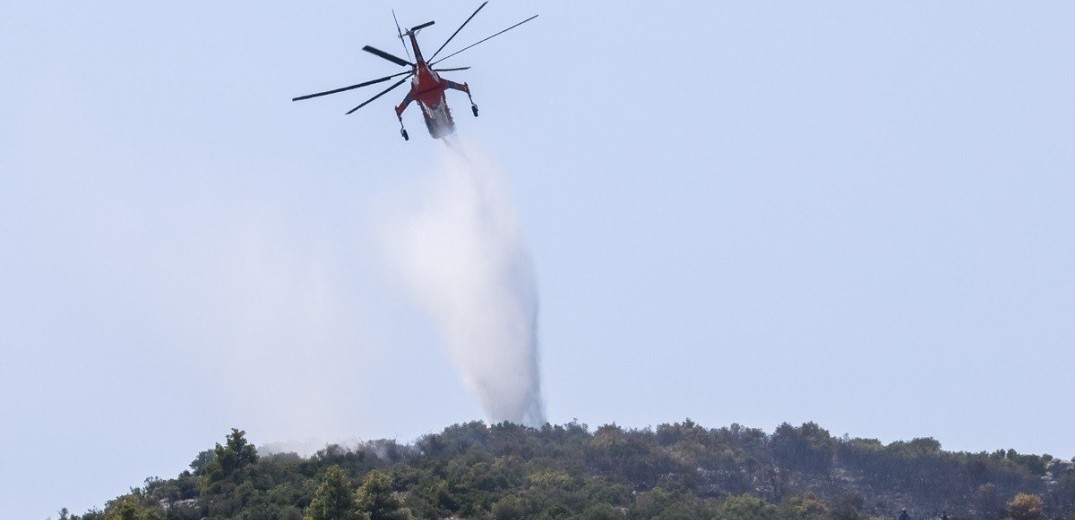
top-left (60, 420), bottom-right (1075, 520)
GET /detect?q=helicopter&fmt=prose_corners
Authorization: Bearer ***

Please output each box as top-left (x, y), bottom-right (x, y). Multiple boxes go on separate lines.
top-left (292, 2), bottom-right (538, 141)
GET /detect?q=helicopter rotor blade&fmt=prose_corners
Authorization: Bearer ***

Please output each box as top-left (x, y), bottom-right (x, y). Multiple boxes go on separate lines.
top-left (432, 66), bottom-right (471, 73)
top-left (410, 21), bottom-right (435, 32)
top-left (392, 10), bottom-right (412, 61)
top-left (362, 45), bottom-right (414, 67)
top-left (346, 74), bottom-right (412, 115)
top-left (292, 70), bottom-right (413, 102)
top-left (429, 1), bottom-right (488, 62)
top-left (431, 14), bottom-right (538, 66)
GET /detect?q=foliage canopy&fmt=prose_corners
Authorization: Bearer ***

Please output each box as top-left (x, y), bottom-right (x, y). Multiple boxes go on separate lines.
top-left (62, 421), bottom-right (1075, 520)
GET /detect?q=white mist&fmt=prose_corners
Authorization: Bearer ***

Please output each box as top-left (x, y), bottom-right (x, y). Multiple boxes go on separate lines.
top-left (387, 139), bottom-right (545, 426)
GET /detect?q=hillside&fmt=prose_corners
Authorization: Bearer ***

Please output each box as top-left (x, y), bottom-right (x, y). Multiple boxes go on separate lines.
top-left (60, 421), bottom-right (1074, 520)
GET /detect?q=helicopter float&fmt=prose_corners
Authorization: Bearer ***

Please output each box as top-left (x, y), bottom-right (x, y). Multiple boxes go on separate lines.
top-left (293, 2), bottom-right (538, 141)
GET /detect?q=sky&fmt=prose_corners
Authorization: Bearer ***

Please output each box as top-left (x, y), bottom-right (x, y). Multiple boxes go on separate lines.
top-left (2, 1), bottom-right (1074, 518)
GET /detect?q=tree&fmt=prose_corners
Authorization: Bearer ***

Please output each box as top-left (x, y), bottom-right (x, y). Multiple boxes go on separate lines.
top-left (356, 470), bottom-right (408, 520)
top-left (189, 449), bottom-right (216, 476)
top-left (1007, 493), bottom-right (1044, 520)
top-left (103, 496), bottom-right (158, 520)
top-left (976, 484), bottom-right (1003, 520)
top-left (717, 493), bottom-right (776, 520)
top-left (777, 494), bottom-right (832, 520)
top-left (832, 493), bottom-right (867, 520)
top-left (202, 428), bottom-right (259, 492)
top-left (771, 423), bottom-right (835, 474)
top-left (581, 503), bottom-right (626, 520)
top-left (305, 465), bottom-right (359, 520)
top-left (492, 494), bottom-right (534, 520)
top-left (215, 428), bottom-right (258, 477)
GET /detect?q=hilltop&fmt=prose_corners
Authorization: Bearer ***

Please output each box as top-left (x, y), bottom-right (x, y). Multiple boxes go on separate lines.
top-left (58, 421), bottom-right (1074, 520)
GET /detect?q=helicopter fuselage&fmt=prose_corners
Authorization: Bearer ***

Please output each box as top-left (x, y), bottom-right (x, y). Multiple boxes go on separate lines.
top-left (394, 31), bottom-right (469, 139)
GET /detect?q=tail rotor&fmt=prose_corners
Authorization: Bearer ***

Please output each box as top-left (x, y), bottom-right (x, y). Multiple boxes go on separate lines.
top-left (392, 9), bottom-right (412, 62)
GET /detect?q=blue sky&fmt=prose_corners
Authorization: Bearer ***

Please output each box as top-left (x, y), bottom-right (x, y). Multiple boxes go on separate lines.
top-left (2, 2), bottom-right (1074, 518)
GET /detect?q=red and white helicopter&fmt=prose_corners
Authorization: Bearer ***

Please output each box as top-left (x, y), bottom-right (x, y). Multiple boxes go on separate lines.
top-left (293, 2), bottom-right (537, 141)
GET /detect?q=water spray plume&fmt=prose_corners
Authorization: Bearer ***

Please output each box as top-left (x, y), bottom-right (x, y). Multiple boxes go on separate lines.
top-left (389, 139), bottom-right (545, 426)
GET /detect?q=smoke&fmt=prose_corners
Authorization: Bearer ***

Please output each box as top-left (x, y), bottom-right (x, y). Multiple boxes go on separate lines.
top-left (386, 139), bottom-right (545, 427)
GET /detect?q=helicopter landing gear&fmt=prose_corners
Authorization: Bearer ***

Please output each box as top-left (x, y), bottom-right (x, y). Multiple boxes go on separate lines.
top-left (461, 82), bottom-right (478, 117)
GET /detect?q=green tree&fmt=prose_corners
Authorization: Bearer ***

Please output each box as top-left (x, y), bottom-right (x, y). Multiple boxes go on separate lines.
top-left (202, 428), bottom-right (259, 492)
top-left (356, 470), bottom-right (408, 520)
top-left (189, 449), bottom-right (216, 476)
top-left (831, 493), bottom-right (866, 520)
top-left (215, 428), bottom-right (258, 477)
top-left (717, 493), bottom-right (776, 520)
top-left (777, 494), bottom-right (832, 520)
top-left (305, 465), bottom-right (359, 520)
top-left (103, 496), bottom-right (158, 520)
top-left (581, 503), bottom-right (626, 520)
top-left (492, 494), bottom-right (534, 520)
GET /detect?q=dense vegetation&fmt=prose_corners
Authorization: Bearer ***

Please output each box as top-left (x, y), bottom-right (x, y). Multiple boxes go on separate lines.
top-left (58, 421), bottom-right (1075, 520)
